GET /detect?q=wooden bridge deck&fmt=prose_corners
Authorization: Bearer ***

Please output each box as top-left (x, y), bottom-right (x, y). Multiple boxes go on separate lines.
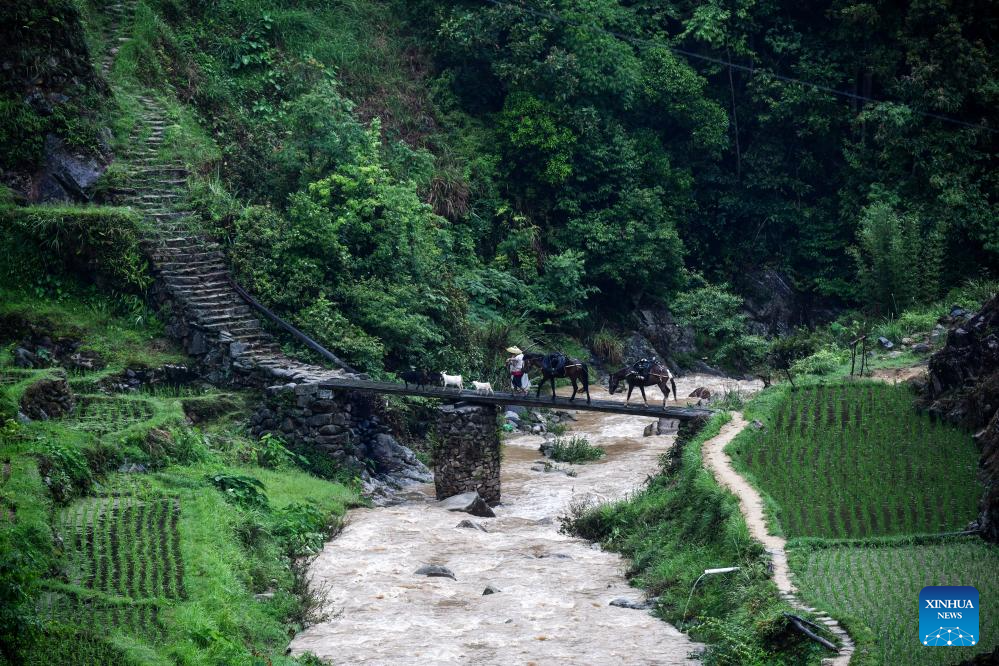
top-left (317, 378), bottom-right (715, 421)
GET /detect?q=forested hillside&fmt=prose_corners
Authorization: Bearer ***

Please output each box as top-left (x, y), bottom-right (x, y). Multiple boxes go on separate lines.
top-left (2, 0), bottom-right (997, 375)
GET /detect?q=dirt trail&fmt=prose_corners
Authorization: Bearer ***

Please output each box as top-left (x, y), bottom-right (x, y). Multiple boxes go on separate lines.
top-left (701, 413), bottom-right (855, 665)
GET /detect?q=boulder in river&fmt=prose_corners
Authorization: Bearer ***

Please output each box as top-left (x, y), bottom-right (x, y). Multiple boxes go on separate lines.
top-left (455, 519), bottom-right (488, 532)
top-left (439, 491), bottom-right (496, 518)
top-left (482, 584), bottom-right (502, 595)
top-left (609, 597), bottom-right (654, 610)
top-left (415, 565), bottom-right (456, 580)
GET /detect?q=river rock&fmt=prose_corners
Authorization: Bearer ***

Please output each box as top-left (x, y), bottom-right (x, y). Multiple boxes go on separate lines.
top-left (657, 418), bottom-right (678, 435)
top-left (439, 491), bottom-right (495, 518)
top-left (415, 565), bottom-right (456, 580)
top-left (482, 584), bottom-right (502, 595)
top-left (610, 597), bottom-right (654, 610)
top-left (643, 422), bottom-right (656, 437)
top-left (912, 342), bottom-right (932, 354)
top-left (455, 519), bottom-right (488, 532)
top-left (504, 410), bottom-right (521, 421)
top-left (688, 387), bottom-right (711, 399)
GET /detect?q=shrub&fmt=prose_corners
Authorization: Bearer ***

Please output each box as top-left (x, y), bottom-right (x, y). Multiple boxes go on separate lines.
top-left (0, 206), bottom-right (150, 293)
top-left (167, 427), bottom-right (211, 464)
top-left (549, 436), bottom-right (605, 463)
top-left (673, 284), bottom-right (764, 370)
top-left (949, 278), bottom-right (999, 310)
top-left (206, 472), bottom-right (268, 508)
top-left (790, 347), bottom-right (844, 376)
top-left (255, 433), bottom-right (307, 469)
top-left (36, 440), bottom-right (92, 503)
top-left (273, 502), bottom-right (330, 557)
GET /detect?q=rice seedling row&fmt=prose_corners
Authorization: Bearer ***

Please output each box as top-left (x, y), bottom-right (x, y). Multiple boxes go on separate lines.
top-left (732, 383), bottom-right (980, 538)
top-left (64, 394), bottom-right (156, 436)
top-left (793, 540), bottom-right (999, 665)
top-left (37, 589), bottom-right (165, 641)
top-left (57, 494), bottom-right (184, 604)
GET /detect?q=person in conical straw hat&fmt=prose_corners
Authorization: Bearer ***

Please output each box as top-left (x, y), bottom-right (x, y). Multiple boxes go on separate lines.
top-left (506, 346), bottom-right (528, 394)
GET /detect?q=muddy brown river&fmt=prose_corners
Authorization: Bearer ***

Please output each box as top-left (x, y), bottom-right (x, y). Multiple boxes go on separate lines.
top-left (289, 375), bottom-right (760, 665)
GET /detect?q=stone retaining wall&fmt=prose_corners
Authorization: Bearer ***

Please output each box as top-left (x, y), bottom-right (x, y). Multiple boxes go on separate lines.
top-left (433, 403), bottom-right (501, 504)
top-left (250, 383), bottom-right (431, 496)
top-left (19, 372), bottom-right (75, 421)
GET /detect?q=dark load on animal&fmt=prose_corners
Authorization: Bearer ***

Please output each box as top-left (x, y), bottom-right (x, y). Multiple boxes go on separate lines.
top-left (398, 369), bottom-right (434, 390)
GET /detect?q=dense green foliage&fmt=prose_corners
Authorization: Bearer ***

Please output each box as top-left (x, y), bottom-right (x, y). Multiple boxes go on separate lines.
top-left (728, 382), bottom-right (980, 538)
top-left (565, 414), bottom-right (830, 664)
top-left (54, 0), bottom-right (993, 375)
top-left (791, 539), bottom-right (999, 665)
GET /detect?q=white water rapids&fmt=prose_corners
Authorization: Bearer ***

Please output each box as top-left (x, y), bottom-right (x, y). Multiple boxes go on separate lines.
top-left (289, 375), bottom-right (761, 665)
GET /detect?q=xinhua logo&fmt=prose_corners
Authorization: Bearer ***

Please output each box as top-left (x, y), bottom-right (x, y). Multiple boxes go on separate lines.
top-left (919, 586), bottom-right (979, 647)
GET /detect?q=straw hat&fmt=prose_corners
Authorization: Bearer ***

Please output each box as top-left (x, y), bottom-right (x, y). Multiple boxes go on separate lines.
top-left (506, 346), bottom-right (523, 354)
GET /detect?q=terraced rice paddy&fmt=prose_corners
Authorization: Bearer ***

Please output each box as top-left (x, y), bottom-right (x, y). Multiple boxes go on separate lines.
top-left (40, 493), bottom-right (185, 639)
top-left (64, 394), bottom-right (157, 436)
top-left (0, 368), bottom-right (34, 385)
top-left (793, 540), bottom-right (999, 665)
top-left (730, 382), bottom-right (980, 538)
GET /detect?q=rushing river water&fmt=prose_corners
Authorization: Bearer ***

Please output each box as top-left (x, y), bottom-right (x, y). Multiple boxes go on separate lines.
top-left (289, 375), bottom-right (761, 665)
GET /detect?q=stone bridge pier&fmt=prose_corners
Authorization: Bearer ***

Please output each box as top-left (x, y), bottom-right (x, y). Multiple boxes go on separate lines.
top-left (433, 403), bottom-right (501, 505)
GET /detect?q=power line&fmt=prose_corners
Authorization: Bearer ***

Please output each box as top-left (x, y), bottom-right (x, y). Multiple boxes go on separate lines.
top-left (481, 0), bottom-right (996, 134)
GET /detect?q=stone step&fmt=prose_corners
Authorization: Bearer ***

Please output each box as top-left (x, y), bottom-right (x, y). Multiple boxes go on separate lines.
top-left (154, 236), bottom-right (219, 249)
top-left (162, 274), bottom-right (230, 287)
top-left (151, 249), bottom-right (222, 262)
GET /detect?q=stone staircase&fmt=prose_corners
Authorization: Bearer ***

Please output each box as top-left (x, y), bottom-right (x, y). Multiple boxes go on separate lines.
top-left (101, 5), bottom-right (352, 386)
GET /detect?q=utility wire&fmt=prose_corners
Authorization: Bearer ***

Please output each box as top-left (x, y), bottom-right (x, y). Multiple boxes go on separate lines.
top-left (481, 0), bottom-right (996, 134)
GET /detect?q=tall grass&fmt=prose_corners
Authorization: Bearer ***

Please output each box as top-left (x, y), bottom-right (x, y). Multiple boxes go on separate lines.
top-left (549, 435), bottom-right (604, 463)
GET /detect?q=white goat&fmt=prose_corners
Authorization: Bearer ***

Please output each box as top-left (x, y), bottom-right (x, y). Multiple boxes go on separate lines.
top-left (441, 372), bottom-right (464, 390)
top-left (471, 381), bottom-right (493, 395)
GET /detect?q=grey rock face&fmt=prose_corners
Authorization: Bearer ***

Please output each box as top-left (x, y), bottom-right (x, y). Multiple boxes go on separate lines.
top-left (739, 268), bottom-right (802, 336)
top-left (37, 134), bottom-right (106, 202)
top-left (366, 433), bottom-right (432, 486)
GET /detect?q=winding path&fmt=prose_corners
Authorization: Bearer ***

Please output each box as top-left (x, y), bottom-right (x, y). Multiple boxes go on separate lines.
top-left (701, 413), bottom-right (855, 665)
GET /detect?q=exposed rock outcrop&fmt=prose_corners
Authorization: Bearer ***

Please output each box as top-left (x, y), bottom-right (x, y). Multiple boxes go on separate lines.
top-left (919, 294), bottom-right (999, 542)
top-left (19, 372), bottom-right (75, 421)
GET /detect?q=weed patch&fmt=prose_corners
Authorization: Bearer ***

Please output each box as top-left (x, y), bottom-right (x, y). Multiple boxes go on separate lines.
top-left (549, 435), bottom-right (604, 463)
